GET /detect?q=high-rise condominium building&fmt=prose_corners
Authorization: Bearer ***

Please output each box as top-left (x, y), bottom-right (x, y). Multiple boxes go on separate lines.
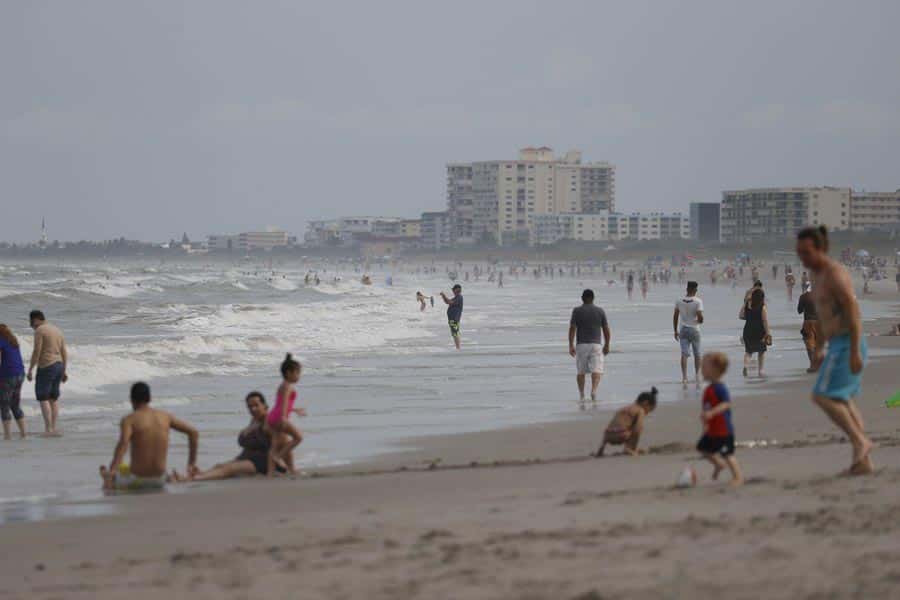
top-left (447, 147), bottom-right (615, 246)
top-left (690, 202), bottom-right (721, 242)
top-left (720, 187), bottom-right (850, 242)
top-left (850, 190), bottom-right (900, 232)
top-left (421, 211), bottom-right (452, 251)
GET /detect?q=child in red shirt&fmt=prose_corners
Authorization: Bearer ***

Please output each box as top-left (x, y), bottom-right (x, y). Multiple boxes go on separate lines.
top-left (697, 352), bottom-right (744, 486)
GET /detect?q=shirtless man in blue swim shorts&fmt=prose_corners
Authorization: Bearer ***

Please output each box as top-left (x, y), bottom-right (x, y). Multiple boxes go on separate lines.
top-left (796, 226), bottom-right (872, 475)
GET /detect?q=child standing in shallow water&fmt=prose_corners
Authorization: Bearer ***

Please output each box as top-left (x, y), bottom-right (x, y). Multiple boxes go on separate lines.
top-left (697, 352), bottom-right (743, 486)
top-left (596, 387), bottom-right (658, 457)
top-left (265, 354), bottom-right (305, 476)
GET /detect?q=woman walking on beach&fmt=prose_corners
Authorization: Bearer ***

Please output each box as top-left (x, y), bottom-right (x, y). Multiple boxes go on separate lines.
top-left (741, 289), bottom-right (770, 377)
top-left (0, 325), bottom-right (27, 439)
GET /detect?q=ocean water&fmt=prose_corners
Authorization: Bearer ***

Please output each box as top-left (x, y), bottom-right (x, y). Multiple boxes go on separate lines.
top-left (0, 259), bottom-right (894, 509)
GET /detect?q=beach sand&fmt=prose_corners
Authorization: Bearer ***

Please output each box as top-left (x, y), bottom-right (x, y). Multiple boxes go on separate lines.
top-left (1, 317), bottom-right (899, 599)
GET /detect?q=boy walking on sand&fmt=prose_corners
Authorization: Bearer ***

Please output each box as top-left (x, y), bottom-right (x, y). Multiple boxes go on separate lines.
top-left (697, 352), bottom-right (743, 486)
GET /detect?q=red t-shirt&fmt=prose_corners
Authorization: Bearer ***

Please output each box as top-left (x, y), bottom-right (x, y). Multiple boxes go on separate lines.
top-left (702, 382), bottom-right (733, 437)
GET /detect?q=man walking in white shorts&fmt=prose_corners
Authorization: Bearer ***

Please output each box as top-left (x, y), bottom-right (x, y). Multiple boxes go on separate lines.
top-left (568, 289), bottom-right (611, 406)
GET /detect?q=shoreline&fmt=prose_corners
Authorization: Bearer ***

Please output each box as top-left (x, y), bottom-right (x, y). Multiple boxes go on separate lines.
top-left (333, 311), bottom-right (899, 477)
top-left (0, 290), bottom-right (897, 598)
top-left (1, 339), bottom-right (899, 598)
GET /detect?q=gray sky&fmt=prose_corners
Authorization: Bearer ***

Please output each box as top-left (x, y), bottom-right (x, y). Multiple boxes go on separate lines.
top-left (2, 1), bottom-right (899, 243)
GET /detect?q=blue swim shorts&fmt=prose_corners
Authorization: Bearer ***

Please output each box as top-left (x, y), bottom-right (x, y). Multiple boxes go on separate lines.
top-left (814, 335), bottom-right (868, 402)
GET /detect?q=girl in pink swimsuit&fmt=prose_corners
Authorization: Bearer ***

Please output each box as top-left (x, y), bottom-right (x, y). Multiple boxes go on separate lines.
top-left (265, 353), bottom-right (305, 476)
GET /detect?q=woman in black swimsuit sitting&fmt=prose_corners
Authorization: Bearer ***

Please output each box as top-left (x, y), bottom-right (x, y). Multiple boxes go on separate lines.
top-left (174, 392), bottom-right (281, 481)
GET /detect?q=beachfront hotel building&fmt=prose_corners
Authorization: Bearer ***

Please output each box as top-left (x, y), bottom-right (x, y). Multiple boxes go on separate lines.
top-left (720, 187), bottom-right (851, 243)
top-left (447, 147), bottom-right (616, 246)
top-left (532, 211), bottom-right (689, 245)
top-left (849, 190), bottom-right (900, 232)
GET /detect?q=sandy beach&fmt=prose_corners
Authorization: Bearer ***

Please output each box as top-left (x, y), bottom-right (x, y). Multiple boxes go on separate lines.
top-left (1, 311), bottom-right (898, 599)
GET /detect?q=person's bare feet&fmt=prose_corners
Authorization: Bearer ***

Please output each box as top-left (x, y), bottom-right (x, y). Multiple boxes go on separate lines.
top-left (169, 469), bottom-right (189, 483)
top-left (99, 466), bottom-right (114, 490)
top-left (852, 438), bottom-right (874, 467)
top-left (729, 477), bottom-right (744, 487)
top-left (849, 454), bottom-right (875, 476)
top-left (272, 455), bottom-right (289, 472)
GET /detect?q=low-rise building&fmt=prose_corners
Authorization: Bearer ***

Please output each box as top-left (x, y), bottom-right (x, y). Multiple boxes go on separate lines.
top-left (720, 187), bottom-right (851, 242)
top-left (850, 190), bottom-right (900, 232)
top-left (238, 229), bottom-right (289, 251)
top-left (531, 211), bottom-right (689, 245)
top-left (304, 217), bottom-right (421, 247)
top-left (208, 228), bottom-right (290, 252)
top-left (208, 234), bottom-right (238, 251)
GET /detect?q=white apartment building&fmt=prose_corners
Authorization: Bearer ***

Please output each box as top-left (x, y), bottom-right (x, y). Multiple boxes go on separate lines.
top-left (208, 228), bottom-right (290, 252)
top-left (532, 212), bottom-right (689, 245)
top-left (448, 147), bottom-right (615, 246)
top-left (720, 187), bottom-right (851, 242)
top-left (239, 229), bottom-right (290, 251)
top-left (208, 234), bottom-right (238, 251)
top-left (850, 190), bottom-right (900, 232)
top-left (304, 216), bottom-right (419, 246)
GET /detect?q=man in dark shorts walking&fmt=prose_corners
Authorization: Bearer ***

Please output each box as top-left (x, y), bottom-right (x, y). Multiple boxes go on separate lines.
top-left (797, 282), bottom-right (820, 373)
top-left (26, 310), bottom-right (68, 434)
top-left (568, 289), bottom-right (611, 406)
top-left (440, 284), bottom-right (464, 350)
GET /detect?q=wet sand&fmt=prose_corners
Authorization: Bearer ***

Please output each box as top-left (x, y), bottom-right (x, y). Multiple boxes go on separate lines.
top-left (1, 317), bottom-right (899, 599)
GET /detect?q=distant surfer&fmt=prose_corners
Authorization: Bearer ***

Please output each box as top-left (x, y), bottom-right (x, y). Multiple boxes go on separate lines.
top-left (416, 291), bottom-right (427, 312)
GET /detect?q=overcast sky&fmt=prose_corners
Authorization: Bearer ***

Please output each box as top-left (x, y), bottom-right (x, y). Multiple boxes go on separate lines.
top-left (2, 1), bottom-right (898, 243)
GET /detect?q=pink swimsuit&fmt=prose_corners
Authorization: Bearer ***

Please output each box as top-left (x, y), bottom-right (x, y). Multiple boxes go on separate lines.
top-left (267, 389), bottom-right (297, 427)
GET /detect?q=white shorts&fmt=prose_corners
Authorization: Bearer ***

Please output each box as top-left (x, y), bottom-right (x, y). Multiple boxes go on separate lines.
top-left (575, 343), bottom-right (605, 375)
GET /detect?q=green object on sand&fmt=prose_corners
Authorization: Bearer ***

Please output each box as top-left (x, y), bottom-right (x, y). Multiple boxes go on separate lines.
top-left (886, 390), bottom-right (900, 408)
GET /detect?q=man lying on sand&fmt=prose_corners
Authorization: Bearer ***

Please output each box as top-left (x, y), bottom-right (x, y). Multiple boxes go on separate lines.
top-left (595, 387), bottom-right (657, 457)
top-left (100, 382), bottom-right (199, 491)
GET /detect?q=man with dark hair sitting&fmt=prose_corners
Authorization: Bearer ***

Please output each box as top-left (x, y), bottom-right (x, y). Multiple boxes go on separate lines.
top-left (100, 382), bottom-right (199, 490)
